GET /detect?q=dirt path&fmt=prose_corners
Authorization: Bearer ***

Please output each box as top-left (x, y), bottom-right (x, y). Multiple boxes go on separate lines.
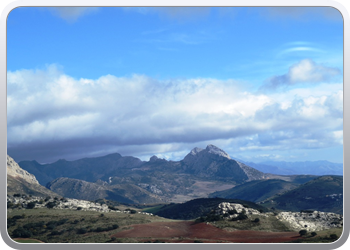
top-left (112, 221), bottom-right (299, 243)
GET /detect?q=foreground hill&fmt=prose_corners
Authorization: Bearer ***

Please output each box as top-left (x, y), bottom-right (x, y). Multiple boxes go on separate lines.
top-left (7, 194), bottom-right (343, 243)
top-left (261, 175), bottom-right (343, 214)
top-left (149, 197), bottom-right (269, 220)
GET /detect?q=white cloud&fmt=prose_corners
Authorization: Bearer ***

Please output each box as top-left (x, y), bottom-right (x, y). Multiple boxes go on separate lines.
top-left (123, 7), bottom-right (211, 22)
top-left (7, 65), bottom-right (343, 162)
top-left (49, 7), bottom-right (99, 22)
top-left (262, 59), bottom-right (341, 90)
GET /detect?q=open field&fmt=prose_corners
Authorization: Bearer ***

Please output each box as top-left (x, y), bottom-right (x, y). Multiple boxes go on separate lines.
top-left (7, 207), bottom-right (341, 243)
top-left (112, 221), bottom-right (299, 243)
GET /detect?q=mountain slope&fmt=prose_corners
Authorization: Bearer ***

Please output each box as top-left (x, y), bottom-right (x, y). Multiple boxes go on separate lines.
top-left (262, 175), bottom-right (343, 214)
top-left (7, 155), bottom-right (58, 197)
top-left (46, 177), bottom-right (163, 204)
top-left (152, 197), bottom-right (269, 220)
top-left (209, 179), bottom-right (299, 202)
top-left (182, 145), bottom-right (266, 183)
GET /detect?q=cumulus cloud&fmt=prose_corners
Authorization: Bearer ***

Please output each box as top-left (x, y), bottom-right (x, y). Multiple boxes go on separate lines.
top-left (7, 65), bottom-right (343, 163)
top-left (263, 7), bottom-right (343, 21)
top-left (49, 7), bottom-right (99, 22)
top-left (123, 7), bottom-right (211, 22)
top-left (261, 59), bottom-right (341, 90)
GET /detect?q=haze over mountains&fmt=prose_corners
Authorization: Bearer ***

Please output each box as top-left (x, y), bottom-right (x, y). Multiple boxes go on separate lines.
top-left (236, 159), bottom-right (343, 176)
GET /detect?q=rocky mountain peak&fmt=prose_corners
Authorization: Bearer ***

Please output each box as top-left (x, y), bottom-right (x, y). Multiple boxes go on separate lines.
top-left (205, 144), bottom-right (231, 159)
top-left (7, 155), bottom-right (39, 185)
top-left (189, 147), bottom-right (204, 156)
top-left (150, 155), bottom-right (159, 162)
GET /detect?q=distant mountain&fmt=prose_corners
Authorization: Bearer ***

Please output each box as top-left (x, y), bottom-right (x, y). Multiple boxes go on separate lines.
top-left (19, 153), bottom-right (144, 185)
top-left (182, 145), bottom-right (266, 183)
top-left (208, 179), bottom-right (299, 203)
top-left (16, 144), bottom-right (342, 211)
top-left (7, 155), bottom-right (58, 197)
top-left (238, 160), bottom-right (343, 176)
top-left (18, 145), bottom-right (268, 203)
top-left (262, 175), bottom-right (343, 214)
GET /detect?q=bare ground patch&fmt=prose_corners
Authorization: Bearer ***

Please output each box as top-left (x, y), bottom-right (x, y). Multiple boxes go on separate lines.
top-left (111, 221), bottom-right (299, 243)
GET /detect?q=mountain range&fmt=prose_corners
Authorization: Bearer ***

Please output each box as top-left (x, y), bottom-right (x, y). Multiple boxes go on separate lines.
top-left (7, 144), bottom-right (343, 213)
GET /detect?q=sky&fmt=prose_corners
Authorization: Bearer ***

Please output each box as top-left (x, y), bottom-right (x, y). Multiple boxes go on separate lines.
top-left (6, 7), bottom-right (344, 164)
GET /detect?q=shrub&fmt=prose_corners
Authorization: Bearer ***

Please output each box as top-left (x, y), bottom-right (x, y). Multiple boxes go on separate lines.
top-left (231, 213), bottom-right (248, 221)
top-left (330, 234), bottom-right (338, 240)
top-left (7, 201), bottom-right (14, 209)
top-left (12, 227), bottom-right (32, 238)
top-left (76, 228), bottom-right (87, 234)
top-left (77, 207), bottom-right (83, 211)
top-left (46, 202), bottom-right (56, 209)
top-left (253, 218), bottom-right (260, 223)
top-left (26, 201), bottom-right (36, 209)
top-left (228, 209), bottom-right (237, 215)
top-left (311, 232), bottom-right (317, 237)
top-left (299, 230), bottom-right (307, 237)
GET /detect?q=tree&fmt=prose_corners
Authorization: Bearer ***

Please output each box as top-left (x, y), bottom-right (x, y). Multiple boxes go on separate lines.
top-left (46, 201), bottom-right (56, 209)
top-left (330, 234), bottom-right (338, 240)
top-left (26, 201), bottom-right (36, 209)
top-left (299, 230), bottom-right (307, 237)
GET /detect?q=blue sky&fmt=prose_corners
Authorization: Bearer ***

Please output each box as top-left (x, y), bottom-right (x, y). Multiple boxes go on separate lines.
top-left (6, 7), bottom-right (344, 163)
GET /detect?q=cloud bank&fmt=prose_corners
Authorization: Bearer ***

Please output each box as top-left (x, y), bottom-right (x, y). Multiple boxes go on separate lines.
top-left (7, 65), bottom-right (343, 163)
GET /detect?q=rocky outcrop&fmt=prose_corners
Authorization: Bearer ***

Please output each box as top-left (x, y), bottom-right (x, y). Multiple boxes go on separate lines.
top-left (214, 202), bottom-right (271, 219)
top-left (7, 155), bottom-right (39, 185)
top-left (7, 155), bottom-right (59, 197)
top-left (214, 202), bottom-right (343, 231)
top-left (276, 211), bottom-right (343, 231)
top-left (7, 195), bottom-right (155, 216)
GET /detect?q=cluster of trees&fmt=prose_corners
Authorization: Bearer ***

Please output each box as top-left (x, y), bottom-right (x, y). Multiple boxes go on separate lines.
top-left (76, 224), bottom-right (119, 235)
top-left (299, 229), bottom-right (338, 241)
top-left (10, 218), bottom-right (70, 238)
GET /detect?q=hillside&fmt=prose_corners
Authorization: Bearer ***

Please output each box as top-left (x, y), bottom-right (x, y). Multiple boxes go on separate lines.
top-left (7, 155), bottom-right (58, 197)
top-left (150, 198), bottom-right (269, 220)
top-left (261, 175), bottom-right (343, 214)
top-left (209, 179), bottom-right (299, 202)
top-left (46, 177), bottom-right (163, 204)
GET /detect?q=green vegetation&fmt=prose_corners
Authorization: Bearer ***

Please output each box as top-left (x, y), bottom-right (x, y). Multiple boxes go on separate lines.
top-left (154, 198), bottom-right (268, 220)
top-left (285, 227), bottom-right (343, 243)
top-left (7, 207), bottom-right (172, 243)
